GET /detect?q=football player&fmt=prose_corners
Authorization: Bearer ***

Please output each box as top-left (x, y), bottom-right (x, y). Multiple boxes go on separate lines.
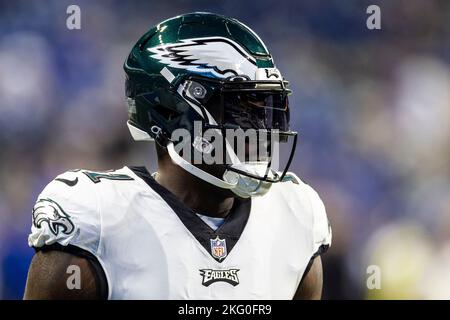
top-left (24, 12), bottom-right (331, 299)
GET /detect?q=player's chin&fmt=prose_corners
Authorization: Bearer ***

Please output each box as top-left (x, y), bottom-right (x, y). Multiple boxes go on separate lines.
top-left (195, 163), bottom-right (237, 198)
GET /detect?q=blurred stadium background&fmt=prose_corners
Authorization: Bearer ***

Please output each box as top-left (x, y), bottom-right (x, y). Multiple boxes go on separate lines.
top-left (0, 0), bottom-right (448, 299)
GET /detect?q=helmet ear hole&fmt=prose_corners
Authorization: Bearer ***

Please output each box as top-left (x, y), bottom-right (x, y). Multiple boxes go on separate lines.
top-left (152, 104), bottom-right (181, 121)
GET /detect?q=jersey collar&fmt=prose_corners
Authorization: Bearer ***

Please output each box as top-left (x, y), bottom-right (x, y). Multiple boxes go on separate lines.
top-left (128, 166), bottom-right (251, 263)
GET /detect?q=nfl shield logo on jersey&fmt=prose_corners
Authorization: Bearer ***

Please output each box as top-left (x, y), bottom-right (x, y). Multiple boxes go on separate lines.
top-left (210, 236), bottom-right (227, 260)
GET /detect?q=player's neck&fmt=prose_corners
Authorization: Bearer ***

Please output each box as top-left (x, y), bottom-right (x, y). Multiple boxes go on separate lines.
top-left (155, 164), bottom-right (235, 219)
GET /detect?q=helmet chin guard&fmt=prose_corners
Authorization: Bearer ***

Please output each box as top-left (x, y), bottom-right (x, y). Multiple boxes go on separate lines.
top-left (223, 170), bottom-right (273, 198)
top-left (167, 142), bottom-right (274, 198)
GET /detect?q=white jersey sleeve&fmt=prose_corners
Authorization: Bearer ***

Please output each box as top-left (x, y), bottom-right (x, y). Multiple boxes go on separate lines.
top-left (302, 182), bottom-right (332, 256)
top-left (28, 170), bottom-right (101, 256)
top-left (283, 172), bottom-right (332, 257)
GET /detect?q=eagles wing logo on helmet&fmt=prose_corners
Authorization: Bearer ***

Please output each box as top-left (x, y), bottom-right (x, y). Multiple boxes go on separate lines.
top-left (147, 37), bottom-right (258, 79)
top-left (32, 199), bottom-right (75, 236)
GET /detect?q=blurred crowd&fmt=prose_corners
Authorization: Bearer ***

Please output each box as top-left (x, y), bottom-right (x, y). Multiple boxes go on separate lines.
top-left (0, 0), bottom-right (448, 299)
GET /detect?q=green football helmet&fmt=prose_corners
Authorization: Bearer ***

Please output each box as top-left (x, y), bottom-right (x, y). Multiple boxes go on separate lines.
top-left (124, 12), bottom-right (297, 198)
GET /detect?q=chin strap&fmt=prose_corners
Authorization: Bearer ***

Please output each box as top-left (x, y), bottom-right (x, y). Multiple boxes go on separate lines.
top-left (167, 142), bottom-right (275, 198)
top-left (167, 142), bottom-right (237, 189)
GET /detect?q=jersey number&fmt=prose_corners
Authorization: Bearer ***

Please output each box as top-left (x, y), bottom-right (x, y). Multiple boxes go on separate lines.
top-left (83, 171), bottom-right (134, 183)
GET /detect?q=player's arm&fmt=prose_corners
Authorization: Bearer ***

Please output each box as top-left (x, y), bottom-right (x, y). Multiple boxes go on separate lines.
top-left (292, 256), bottom-right (323, 300)
top-left (26, 170), bottom-right (107, 299)
top-left (24, 250), bottom-right (101, 300)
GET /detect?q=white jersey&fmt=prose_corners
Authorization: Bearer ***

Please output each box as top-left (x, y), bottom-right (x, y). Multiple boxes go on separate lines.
top-left (28, 166), bottom-right (331, 299)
